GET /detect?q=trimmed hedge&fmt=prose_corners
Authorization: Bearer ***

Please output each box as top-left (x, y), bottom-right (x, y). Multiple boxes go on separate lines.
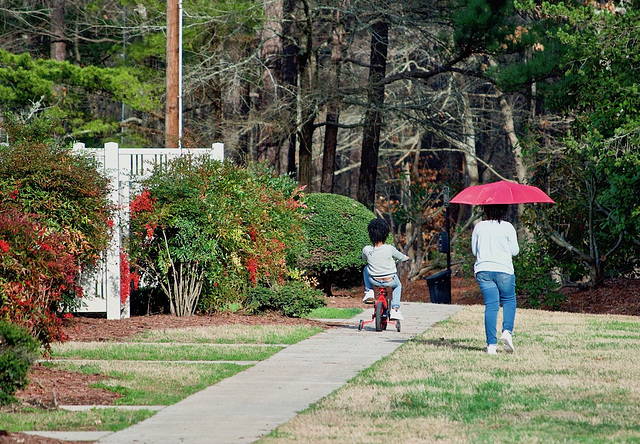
top-left (299, 193), bottom-right (375, 295)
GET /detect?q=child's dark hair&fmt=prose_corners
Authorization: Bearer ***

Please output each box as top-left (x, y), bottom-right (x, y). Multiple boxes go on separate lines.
top-left (367, 218), bottom-right (390, 244)
top-left (482, 204), bottom-right (509, 222)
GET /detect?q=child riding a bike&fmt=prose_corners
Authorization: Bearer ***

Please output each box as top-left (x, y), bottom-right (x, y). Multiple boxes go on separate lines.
top-left (361, 218), bottom-right (409, 320)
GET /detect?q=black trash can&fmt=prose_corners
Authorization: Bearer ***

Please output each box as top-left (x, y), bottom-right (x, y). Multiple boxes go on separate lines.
top-left (426, 269), bottom-right (451, 304)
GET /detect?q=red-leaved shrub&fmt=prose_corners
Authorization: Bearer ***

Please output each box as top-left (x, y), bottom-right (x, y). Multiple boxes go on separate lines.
top-left (0, 114), bottom-right (112, 347)
top-left (0, 209), bottom-right (79, 346)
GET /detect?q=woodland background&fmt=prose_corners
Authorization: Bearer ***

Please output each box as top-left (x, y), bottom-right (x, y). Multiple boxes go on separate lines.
top-left (1, 0), bottom-right (640, 291)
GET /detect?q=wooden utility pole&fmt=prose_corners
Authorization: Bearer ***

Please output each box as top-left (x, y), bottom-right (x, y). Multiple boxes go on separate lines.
top-left (165, 0), bottom-right (179, 148)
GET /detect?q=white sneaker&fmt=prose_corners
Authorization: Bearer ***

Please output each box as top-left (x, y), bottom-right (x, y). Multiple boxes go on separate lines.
top-left (362, 289), bottom-right (374, 303)
top-left (487, 344), bottom-right (497, 355)
top-left (501, 330), bottom-right (514, 353)
top-left (390, 308), bottom-right (404, 320)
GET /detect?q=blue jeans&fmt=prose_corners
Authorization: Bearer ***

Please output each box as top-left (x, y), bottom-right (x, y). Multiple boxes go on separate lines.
top-left (363, 266), bottom-right (402, 309)
top-left (475, 271), bottom-right (516, 346)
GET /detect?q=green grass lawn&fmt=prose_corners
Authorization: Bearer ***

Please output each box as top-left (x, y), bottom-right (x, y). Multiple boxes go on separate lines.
top-left (51, 342), bottom-right (284, 361)
top-left (6, 306), bottom-right (640, 442)
top-left (0, 324), bottom-right (323, 433)
top-left (54, 361), bottom-right (248, 405)
top-left (305, 307), bottom-right (363, 319)
top-left (260, 305), bottom-right (640, 443)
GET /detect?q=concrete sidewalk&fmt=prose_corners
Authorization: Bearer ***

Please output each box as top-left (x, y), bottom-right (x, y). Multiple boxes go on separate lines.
top-left (31, 302), bottom-right (462, 443)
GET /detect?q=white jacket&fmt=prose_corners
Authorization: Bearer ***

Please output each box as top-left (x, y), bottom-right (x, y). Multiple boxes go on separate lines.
top-left (471, 220), bottom-right (519, 275)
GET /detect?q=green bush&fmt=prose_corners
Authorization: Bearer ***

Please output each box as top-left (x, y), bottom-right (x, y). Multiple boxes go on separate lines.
top-left (298, 193), bottom-right (376, 295)
top-left (245, 281), bottom-right (326, 318)
top-left (0, 321), bottom-right (40, 406)
top-left (0, 113), bottom-right (111, 269)
top-left (128, 159), bottom-right (306, 316)
top-left (514, 239), bottom-right (566, 310)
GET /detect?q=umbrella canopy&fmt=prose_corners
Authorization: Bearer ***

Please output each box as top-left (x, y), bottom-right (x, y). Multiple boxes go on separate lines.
top-left (450, 180), bottom-right (554, 205)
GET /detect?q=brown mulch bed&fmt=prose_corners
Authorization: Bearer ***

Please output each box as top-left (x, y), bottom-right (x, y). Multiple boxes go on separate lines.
top-left (558, 277), bottom-right (640, 316)
top-left (2, 277), bottom-right (638, 443)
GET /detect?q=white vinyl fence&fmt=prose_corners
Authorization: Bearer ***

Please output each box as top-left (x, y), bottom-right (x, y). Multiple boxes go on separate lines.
top-left (73, 142), bottom-right (224, 319)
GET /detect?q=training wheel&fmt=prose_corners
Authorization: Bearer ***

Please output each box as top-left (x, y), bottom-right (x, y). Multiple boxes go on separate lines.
top-left (358, 319), bottom-right (364, 331)
top-left (396, 320), bottom-right (401, 332)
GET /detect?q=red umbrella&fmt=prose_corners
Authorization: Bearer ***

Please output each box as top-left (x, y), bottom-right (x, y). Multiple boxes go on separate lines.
top-left (450, 180), bottom-right (554, 205)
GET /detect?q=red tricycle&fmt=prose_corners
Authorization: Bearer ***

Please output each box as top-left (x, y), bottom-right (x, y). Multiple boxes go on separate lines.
top-left (358, 287), bottom-right (401, 332)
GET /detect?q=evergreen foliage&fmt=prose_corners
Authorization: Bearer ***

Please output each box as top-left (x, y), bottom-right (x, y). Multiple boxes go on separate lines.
top-left (0, 49), bottom-right (159, 143)
top-left (298, 193), bottom-right (376, 295)
top-left (245, 281), bottom-right (325, 318)
top-left (513, 239), bottom-right (565, 309)
top-left (530, 4), bottom-right (640, 285)
top-left (0, 321), bottom-right (40, 405)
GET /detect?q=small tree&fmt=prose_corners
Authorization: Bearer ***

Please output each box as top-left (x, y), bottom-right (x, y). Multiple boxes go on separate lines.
top-left (536, 134), bottom-right (640, 287)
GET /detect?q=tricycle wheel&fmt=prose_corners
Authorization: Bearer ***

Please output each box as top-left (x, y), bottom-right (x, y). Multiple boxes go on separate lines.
top-left (375, 302), bottom-right (383, 331)
top-left (358, 320), bottom-right (364, 331)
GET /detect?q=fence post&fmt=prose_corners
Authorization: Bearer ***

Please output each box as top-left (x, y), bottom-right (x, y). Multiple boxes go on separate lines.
top-left (119, 146), bottom-right (131, 319)
top-left (104, 142), bottom-right (122, 320)
top-left (211, 142), bottom-right (224, 161)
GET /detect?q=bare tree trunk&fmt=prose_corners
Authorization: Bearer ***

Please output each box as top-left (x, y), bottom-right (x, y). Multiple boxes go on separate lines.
top-left (286, 128), bottom-right (297, 176)
top-left (50, 0), bottom-right (66, 61)
top-left (298, 117), bottom-right (314, 187)
top-left (460, 87), bottom-right (479, 187)
top-left (486, 58), bottom-right (526, 183)
top-left (295, 0), bottom-right (316, 188)
top-left (349, 148), bottom-right (360, 199)
top-left (357, 19), bottom-right (388, 209)
top-left (496, 88), bottom-right (535, 239)
top-left (237, 82), bottom-right (252, 163)
top-left (282, 0), bottom-right (298, 176)
top-left (498, 92), bottom-right (527, 183)
top-left (321, 112), bottom-right (339, 192)
top-left (257, 0), bottom-right (283, 169)
top-left (320, 8), bottom-right (344, 193)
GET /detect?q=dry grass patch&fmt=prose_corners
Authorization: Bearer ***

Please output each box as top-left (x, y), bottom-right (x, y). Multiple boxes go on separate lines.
top-left (262, 409), bottom-right (467, 443)
top-left (260, 305), bottom-right (640, 443)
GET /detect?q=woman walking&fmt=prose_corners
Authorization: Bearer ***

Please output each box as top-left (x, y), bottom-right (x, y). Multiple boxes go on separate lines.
top-left (471, 204), bottom-right (519, 354)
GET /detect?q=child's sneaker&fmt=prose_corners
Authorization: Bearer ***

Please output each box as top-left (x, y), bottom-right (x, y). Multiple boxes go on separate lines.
top-left (362, 289), bottom-right (375, 303)
top-left (501, 330), bottom-right (514, 353)
top-left (487, 344), bottom-right (497, 354)
top-left (390, 308), bottom-right (404, 320)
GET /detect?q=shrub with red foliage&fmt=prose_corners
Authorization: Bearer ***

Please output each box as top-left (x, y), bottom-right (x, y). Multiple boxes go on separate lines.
top-left (128, 159), bottom-right (307, 316)
top-left (0, 114), bottom-right (112, 347)
top-left (0, 209), bottom-right (79, 346)
top-left (119, 250), bottom-right (139, 305)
